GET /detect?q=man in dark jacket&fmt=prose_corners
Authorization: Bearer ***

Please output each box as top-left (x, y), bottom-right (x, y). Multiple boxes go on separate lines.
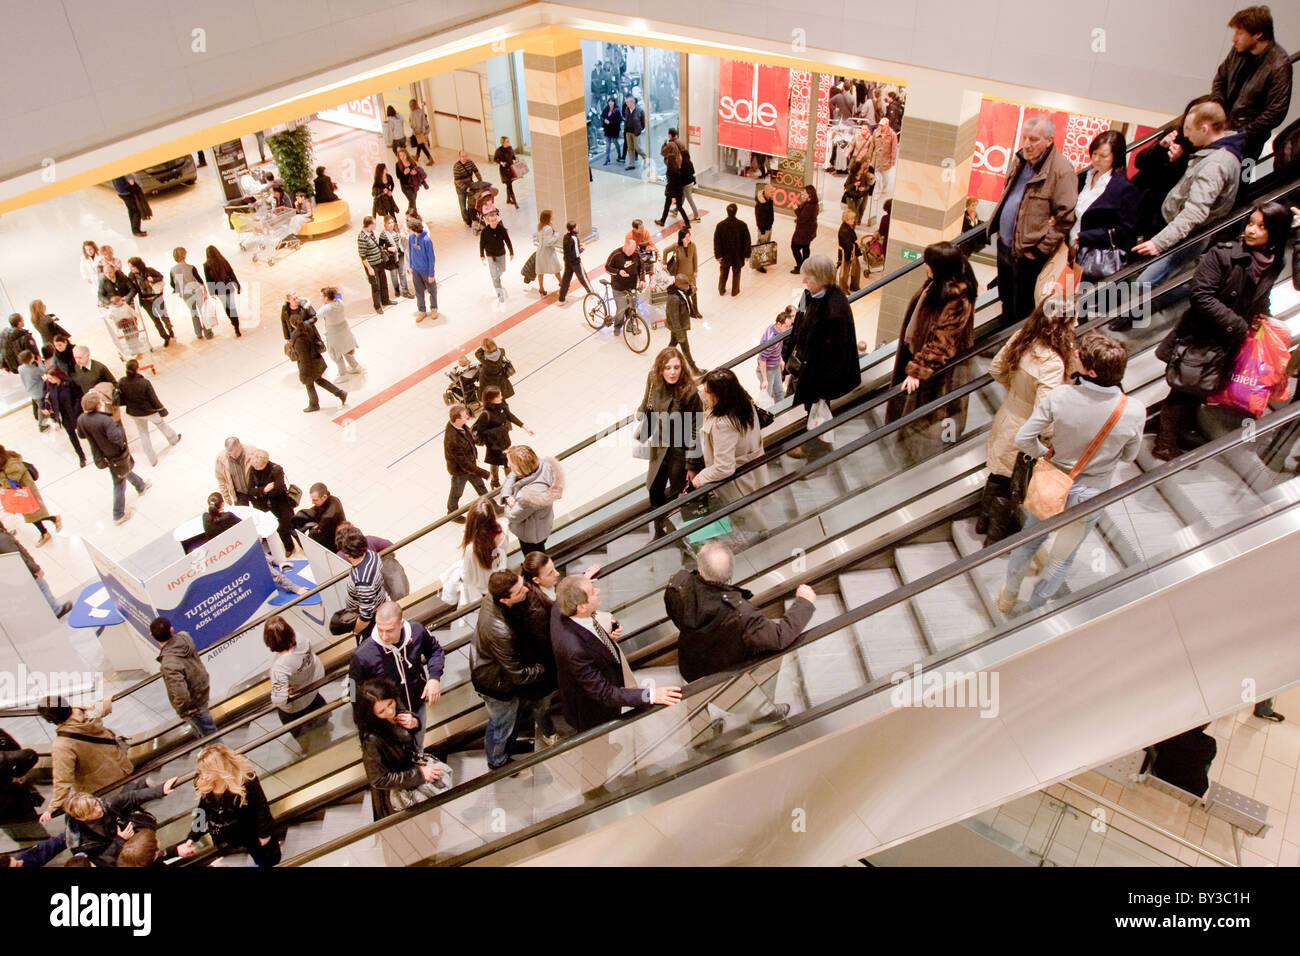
top-left (70, 345), bottom-right (116, 399)
top-left (604, 238), bottom-right (642, 334)
top-left (0, 314), bottom-right (36, 374)
top-left (97, 261), bottom-right (136, 308)
top-left (444, 404), bottom-right (489, 517)
top-left (622, 95), bottom-right (647, 170)
top-left (150, 617), bottom-right (215, 737)
top-left (666, 542), bottom-right (817, 682)
top-left (713, 203), bottom-right (752, 296)
top-left (65, 777), bottom-right (177, 866)
top-left (294, 482), bottom-right (346, 547)
top-left (986, 115), bottom-right (1078, 326)
top-left (452, 150), bottom-right (481, 226)
top-left (472, 571), bottom-right (546, 769)
top-left (348, 600), bottom-right (445, 738)
top-left (551, 575), bottom-right (680, 733)
top-left (76, 391), bottom-right (149, 524)
top-left (0, 728), bottom-right (44, 842)
top-left (1211, 6), bottom-right (1293, 160)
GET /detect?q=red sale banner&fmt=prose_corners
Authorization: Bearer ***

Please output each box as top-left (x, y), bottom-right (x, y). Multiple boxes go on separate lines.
top-left (969, 98), bottom-right (1112, 202)
top-left (788, 70), bottom-right (832, 164)
top-left (717, 60), bottom-right (791, 156)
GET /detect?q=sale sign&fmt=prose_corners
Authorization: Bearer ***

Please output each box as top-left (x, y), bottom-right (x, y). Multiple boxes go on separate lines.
top-left (717, 59), bottom-right (791, 156)
top-left (968, 98), bottom-right (1112, 202)
top-left (788, 70), bottom-right (832, 165)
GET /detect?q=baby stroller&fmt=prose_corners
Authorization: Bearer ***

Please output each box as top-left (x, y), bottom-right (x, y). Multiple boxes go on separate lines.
top-left (443, 358), bottom-right (482, 411)
top-left (466, 181), bottom-right (499, 235)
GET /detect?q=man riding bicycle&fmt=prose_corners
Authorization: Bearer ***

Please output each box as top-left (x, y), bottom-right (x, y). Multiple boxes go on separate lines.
top-left (603, 237), bottom-right (644, 334)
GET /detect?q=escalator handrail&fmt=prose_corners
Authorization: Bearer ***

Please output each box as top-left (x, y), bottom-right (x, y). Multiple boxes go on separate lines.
top-left (283, 398), bottom-right (1300, 866)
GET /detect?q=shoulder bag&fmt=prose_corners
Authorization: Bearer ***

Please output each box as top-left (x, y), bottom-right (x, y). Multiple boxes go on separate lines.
top-left (1023, 395), bottom-right (1128, 520)
top-left (57, 729), bottom-right (131, 760)
top-left (1077, 228), bottom-right (1127, 281)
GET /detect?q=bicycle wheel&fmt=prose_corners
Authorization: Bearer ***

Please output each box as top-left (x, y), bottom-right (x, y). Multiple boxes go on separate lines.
top-left (583, 293), bottom-right (607, 330)
top-left (623, 313), bottom-right (650, 353)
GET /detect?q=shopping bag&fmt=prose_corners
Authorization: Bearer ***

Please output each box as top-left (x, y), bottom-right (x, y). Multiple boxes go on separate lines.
top-left (202, 297), bottom-right (223, 330)
top-left (1035, 245), bottom-right (1081, 306)
top-left (520, 252), bottom-right (537, 284)
top-left (749, 241), bottom-right (778, 269)
top-left (685, 515), bottom-right (733, 546)
top-left (0, 481), bottom-right (38, 515)
top-left (439, 560), bottom-right (464, 606)
top-left (510, 159), bottom-right (529, 179)
top-left (1207, 319), bottom-right (1293, 417)
top-left (807, 399), bottom-right (832, 430)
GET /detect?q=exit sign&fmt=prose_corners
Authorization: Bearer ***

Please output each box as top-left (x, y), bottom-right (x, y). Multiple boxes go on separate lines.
top-left (900, 248), bottom-right (920, 261)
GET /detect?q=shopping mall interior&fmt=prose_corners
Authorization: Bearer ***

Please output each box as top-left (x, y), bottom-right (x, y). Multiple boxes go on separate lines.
top-left (0, 0), bottom-right (1298, 872)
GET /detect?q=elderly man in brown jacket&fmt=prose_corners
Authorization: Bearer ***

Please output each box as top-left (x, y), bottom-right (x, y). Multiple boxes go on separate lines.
top-left (215, 435), bottom-right (266, 506)
top-left (986, 115), bottom-right (1078, 328)
top-left (38, 696), bottom-right (133, 820)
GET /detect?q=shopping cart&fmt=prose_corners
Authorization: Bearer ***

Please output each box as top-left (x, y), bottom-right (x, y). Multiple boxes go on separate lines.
top-left (100, 305), bottom-right (155, 370)
top-left (231, 205), bottom-right (302, 265)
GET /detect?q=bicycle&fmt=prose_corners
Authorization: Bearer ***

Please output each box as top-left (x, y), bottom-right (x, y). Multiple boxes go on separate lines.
top-left (583, 278), bottom-right (651, 353)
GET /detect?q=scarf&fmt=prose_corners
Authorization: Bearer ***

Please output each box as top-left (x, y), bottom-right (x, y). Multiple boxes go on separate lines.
top-left (1248, 248), bottom-right (1274, 282)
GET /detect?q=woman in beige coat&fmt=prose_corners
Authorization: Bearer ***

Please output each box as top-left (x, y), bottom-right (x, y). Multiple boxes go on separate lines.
top-left (692, 369), bottom-right (768, 532)
top-left (38, 696), bottom-right (133, 820)
top-left (0, 446), bottom-right (59, 546)
top-left (979, 303), bottom-right (1077, 544)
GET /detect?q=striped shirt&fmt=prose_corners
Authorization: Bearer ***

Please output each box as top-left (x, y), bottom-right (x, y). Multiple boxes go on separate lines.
top-left (357, 229), bottom-right (384, 266)
top-left (758, 323), bottom-right (784, 368)
top-left (347, 550), bottom-right (388, 621)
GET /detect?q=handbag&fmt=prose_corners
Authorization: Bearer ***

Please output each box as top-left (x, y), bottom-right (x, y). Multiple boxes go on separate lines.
top-left (390, 756), bottom-right (453, 809)
top-left (287, 484), bottom-right (303, 507)
top-left (107, 453), bottom-right (135, 482)
top-left (755, 403), bottom-right (775, 428)
top-left (510, 159), bottom-right (529, 179)
top-left (23, 460), bottom-right (38, 481)
top-left (1078, 230), bottom-right (1127, 281)
top-left (1163, 338), bottom-right (1234, 398)
top-left (1023, 395), bottom-right (1128, 520)
top-left (1, 480), bottom-right (38, 515)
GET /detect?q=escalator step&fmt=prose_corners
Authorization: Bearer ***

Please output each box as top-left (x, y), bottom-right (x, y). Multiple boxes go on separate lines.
top-left (837, 569), bottom-right (928, 681)
top-left (1105, 462), bottom-right (1185, 564)
top-left (893, 542), bottom-right (993, 653)
top-left (785, 593), bottom-right (865, 707)
top-left (1161, 456), bottom-right (1263, 530)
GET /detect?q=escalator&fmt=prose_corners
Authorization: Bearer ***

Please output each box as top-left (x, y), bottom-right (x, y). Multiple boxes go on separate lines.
top-left (9, 136), bottom-right (1296, 862)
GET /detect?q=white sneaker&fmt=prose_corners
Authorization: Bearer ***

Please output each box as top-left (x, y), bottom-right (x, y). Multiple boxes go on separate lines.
top-left (332, 373), bottom-right (349, 384)
top-left (114, 512), bottom-right (131, 525)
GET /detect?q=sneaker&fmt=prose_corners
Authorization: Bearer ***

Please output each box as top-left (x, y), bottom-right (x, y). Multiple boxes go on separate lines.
top-left (170, 434), bottom-right (182, 446)
top-left (114, 513), bottom-right (130, 525)
top-left (997, 588), bottom-right (1017, 613)
top-left (137, 479), bottom-right (152, 495)
top-left (403, 291), bottom-right (415, 299)
top-left (56, 601), bottom-right (73, 620)
top-left (332, 373), bottom-right (350, 384)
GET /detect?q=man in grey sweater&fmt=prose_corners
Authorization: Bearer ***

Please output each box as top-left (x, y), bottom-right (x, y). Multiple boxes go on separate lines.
top-left (999, 332), bottom-right (1146, 611)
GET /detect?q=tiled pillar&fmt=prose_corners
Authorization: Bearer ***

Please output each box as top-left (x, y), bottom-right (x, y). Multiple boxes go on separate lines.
top-left (523, 30), bottom-right (591, 235)
top-left (876, 88), bottom-right (983, 343)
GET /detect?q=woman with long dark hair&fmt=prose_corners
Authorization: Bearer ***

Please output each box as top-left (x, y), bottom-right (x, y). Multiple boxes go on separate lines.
top-left (126, 257), bottom-right (175, 345)
top-left (371, 163), bottom-right (400, 219)
top-left (601, 96), bottom-right (623, 164)
top-left (886, 242), bottom-right (977, 462)
top-left (790, 185), bottom-right (820, 273)
top-left (458, 499), bottom-right (507, 605)
top-left (30, 301), bottom-right (69, 349)
top-left (394, 147), bottom-right (427, 216)
top-left (691, 369), bottom-right (767, 511)
top-left (1153, 201), bottom-right (1290, 460)
top-left (356, 678), bottom-right (448, 820)
top-left (201, 245), bottom-right (242, 337)
top-left (493, 136), bottom-right (520, 209)
top-left (978, 302), bottom-right (1078, 543)
top-left (639, 347), bottom-right (703, 535)
top-left (41, 361), bottom-right (86, 467)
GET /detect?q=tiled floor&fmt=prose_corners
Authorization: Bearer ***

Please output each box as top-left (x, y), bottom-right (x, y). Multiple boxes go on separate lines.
top-left (0, 119), bottom-right (916, 611)
top-left (1043, 688), bottom-right (1300, 867)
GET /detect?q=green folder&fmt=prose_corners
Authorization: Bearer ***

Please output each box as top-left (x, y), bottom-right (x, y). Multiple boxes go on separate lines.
top-left (685, 516), bottom-right (733, 545)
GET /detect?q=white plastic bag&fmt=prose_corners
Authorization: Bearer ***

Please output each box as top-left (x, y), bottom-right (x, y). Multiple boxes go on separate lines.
top-left (438, 560), bottom-right (463, 606)
top-left (807, 399), bottom-right (831, 430)
top-left (202, 297), bottom-right (223, 330)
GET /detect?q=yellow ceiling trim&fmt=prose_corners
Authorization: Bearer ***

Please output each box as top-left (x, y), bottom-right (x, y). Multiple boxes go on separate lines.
top-left (0, 22), bottom-right (898, 215)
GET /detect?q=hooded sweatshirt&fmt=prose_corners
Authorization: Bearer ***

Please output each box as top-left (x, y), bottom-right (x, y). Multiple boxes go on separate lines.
top-left (1152, 132), bottom-right (1246, 252)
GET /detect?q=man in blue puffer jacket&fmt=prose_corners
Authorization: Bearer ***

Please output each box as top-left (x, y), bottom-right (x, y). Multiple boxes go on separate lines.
top-left (407, 216), bottom-right (438, 322)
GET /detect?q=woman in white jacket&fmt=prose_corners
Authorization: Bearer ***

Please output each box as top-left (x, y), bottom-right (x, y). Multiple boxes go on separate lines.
top-left (501, 445), bottom-right (564, 555)
top-left (534, 209), bottom-right (563, 296)
top-left (691, 368), bottom-right (769, 532)
top-left (317, 286), bottom-right (361, 381)
top-left (456, 500), bottom-right (507, 606)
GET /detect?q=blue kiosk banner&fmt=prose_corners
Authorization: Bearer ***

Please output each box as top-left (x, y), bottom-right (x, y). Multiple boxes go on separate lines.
top-left (82, 541), bottom-right (158, 640)
top-left (146, 521), bottom-right (278, 652)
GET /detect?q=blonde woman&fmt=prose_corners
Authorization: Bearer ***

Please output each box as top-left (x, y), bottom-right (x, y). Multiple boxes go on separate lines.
top-left (501, 445), bottom-right (564, 555)
top-left (176, 743), bottom-right (280, 866)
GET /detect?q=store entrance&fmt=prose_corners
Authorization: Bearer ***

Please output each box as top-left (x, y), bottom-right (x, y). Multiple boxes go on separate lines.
top-left (583, 40), bottom-right (679, 180)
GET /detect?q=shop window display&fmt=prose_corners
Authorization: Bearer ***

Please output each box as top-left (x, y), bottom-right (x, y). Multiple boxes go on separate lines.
top-left (583, 40), bottom-right (679, 181)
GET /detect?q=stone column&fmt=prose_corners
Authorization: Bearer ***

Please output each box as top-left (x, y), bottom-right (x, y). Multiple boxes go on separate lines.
top-left (522, 29), bottom-right (591, 235)
top-left (876, 88), bottom-right (983, 343)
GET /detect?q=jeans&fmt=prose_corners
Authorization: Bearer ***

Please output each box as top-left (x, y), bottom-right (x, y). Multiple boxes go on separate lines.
top-left (112, 470), bottom-right (147, 520)
top-left (763, 365), bottom-right (785, 404)
top-left (389, 262), bottom-right (412, 297)
top-left (138, 295), bottom-right (174, 342)
top-left (305, 377), bottom-right (346, 409)
top-left (1138, 237), bottom-right (1207, 293)
top-left (211, 287), bottom-right (239, 331)
top-left (604, 134), bottom-right (619, 163)
top-left (183, 292), bottom-right (205, 337)
top-left (186, 705), bottom-right (218, 738)
top-left (486, 255), bottom-right (508, 300)
top-left (130, 413), bottom-right (179, 466)
top-left (447, 472), bottom-right (487, 513)
top-left (35, 574), bottom-right (62, 615)
top-left (609, 289), bottom-right (637, 330)
top-left (1003, 484), bottom-right (1103, 608)
top-left (558, 262), bottom-right (594, 302)
top-left (681, 184), bottom-right (700, 219)
top-left (364, 265), bottom-right (391, 311)
top-left (480, 692), bottom-right (519, 769)
top-left (412, 272), bottom-right (437, 312)
top-left (455, 185), bottom-right (472, 224)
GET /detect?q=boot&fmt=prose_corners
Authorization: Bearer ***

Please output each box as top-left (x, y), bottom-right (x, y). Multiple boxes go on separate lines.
top-left (982, 495), bottom-right (1020, 547)
top-left (974, 480), bottom-right (996, 536)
